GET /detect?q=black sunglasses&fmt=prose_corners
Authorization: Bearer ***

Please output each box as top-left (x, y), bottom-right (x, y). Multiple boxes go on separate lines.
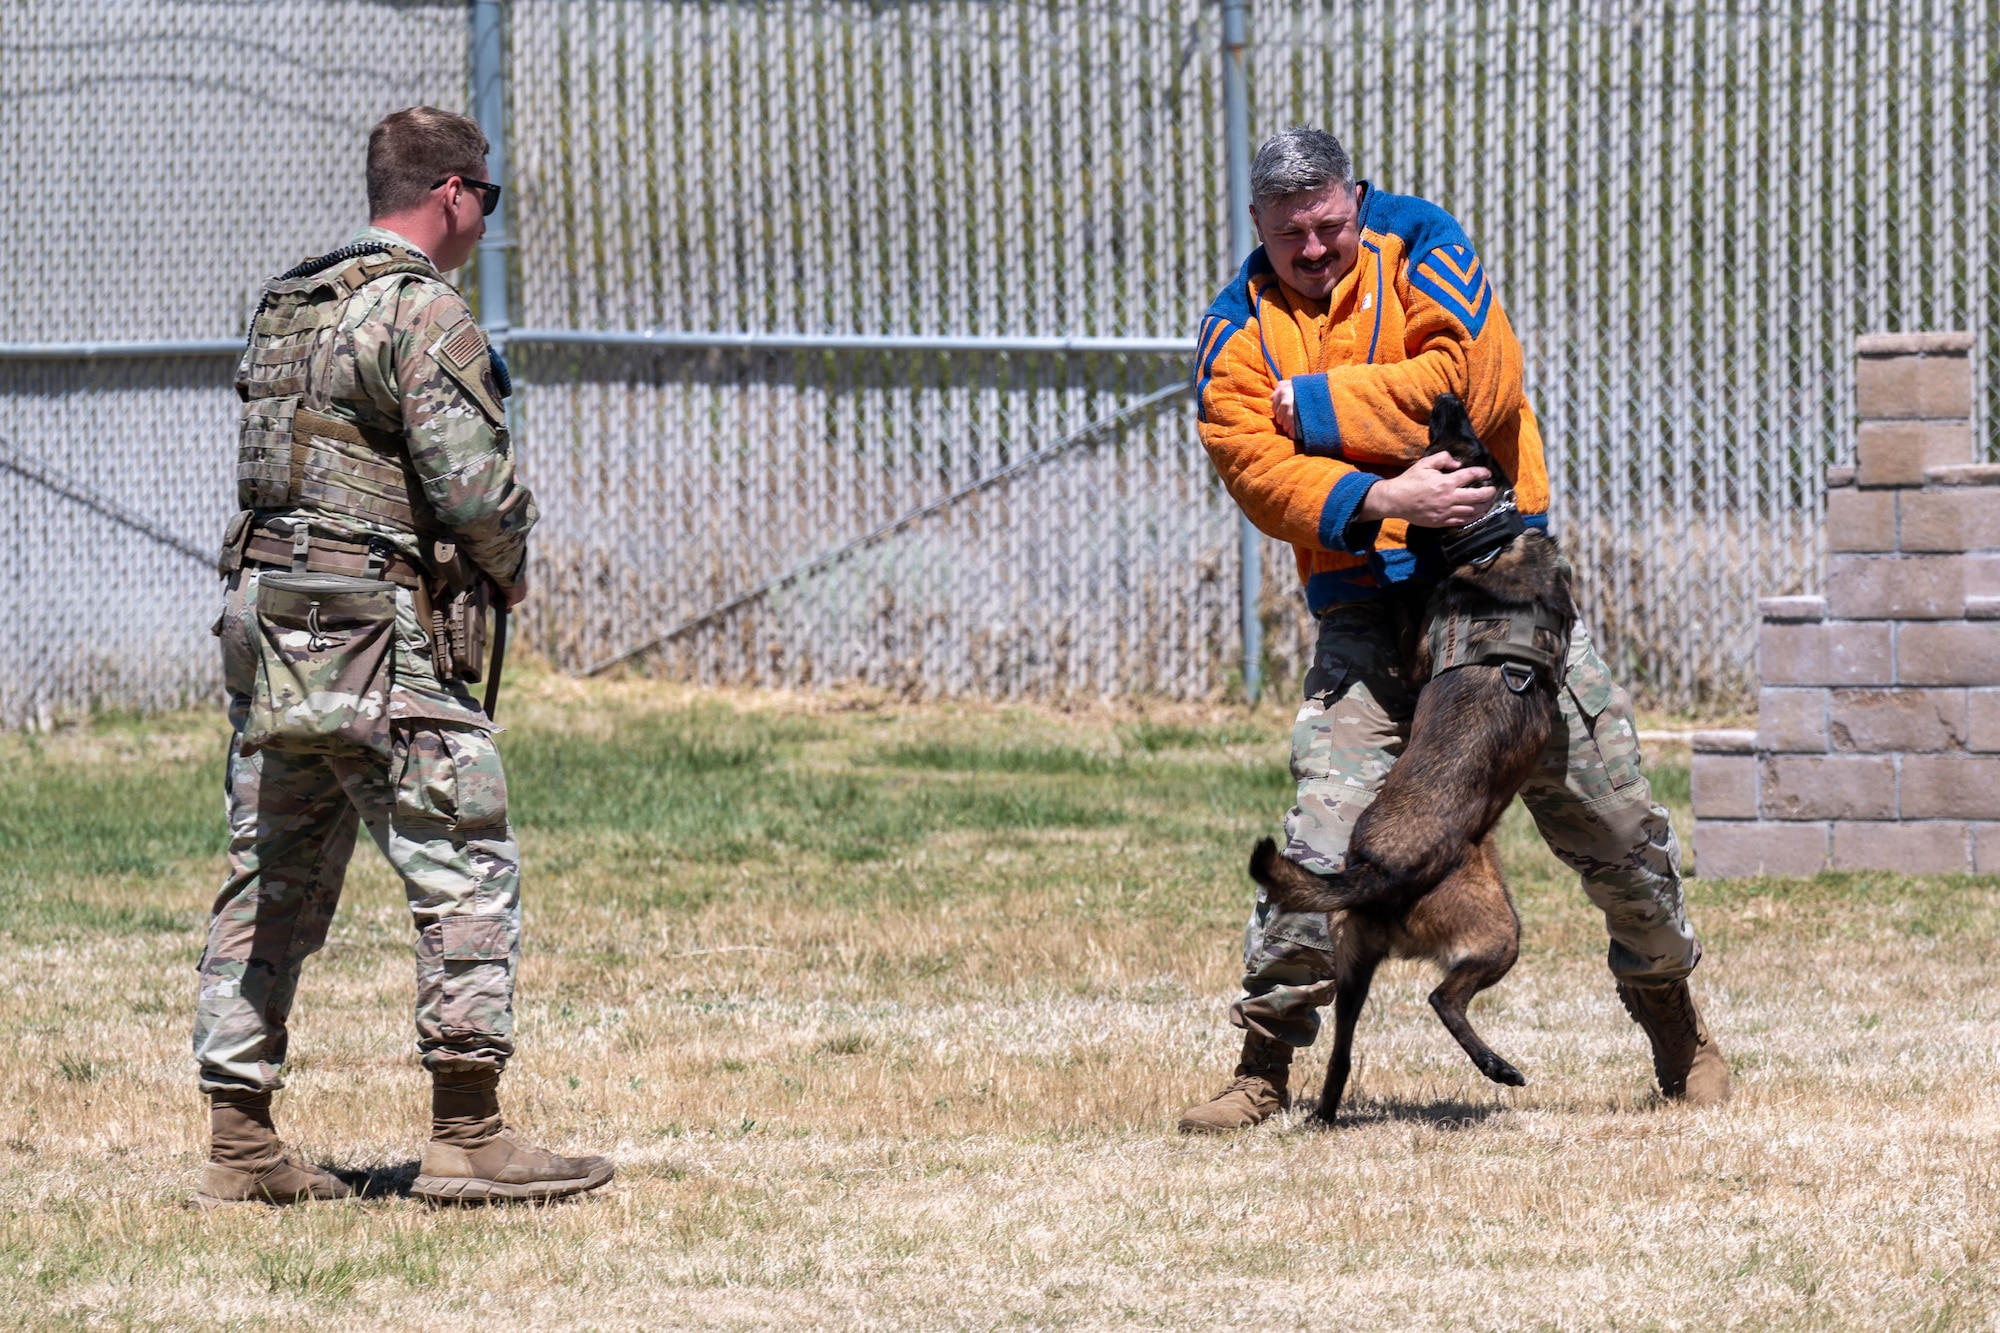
top-left (432, 175), bottom-right (502, 216)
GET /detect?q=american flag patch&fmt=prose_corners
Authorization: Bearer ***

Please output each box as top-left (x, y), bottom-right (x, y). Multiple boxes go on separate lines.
top-left (436, 321), bottom-right (486, 369)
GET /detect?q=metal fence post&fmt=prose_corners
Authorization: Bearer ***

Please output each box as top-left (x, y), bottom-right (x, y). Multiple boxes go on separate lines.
top-left (1222, 0), bottom-right (1261, 704)
top-left (470, 0), bottom-right (510, 342)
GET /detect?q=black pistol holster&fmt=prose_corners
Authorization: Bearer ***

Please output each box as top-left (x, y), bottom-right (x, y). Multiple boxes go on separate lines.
top-left (422, 540), bottom-right (491, 685)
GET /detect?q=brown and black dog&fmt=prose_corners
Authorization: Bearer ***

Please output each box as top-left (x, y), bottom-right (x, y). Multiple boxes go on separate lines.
top-left (1253, 392), bottom-right (1577, 1123)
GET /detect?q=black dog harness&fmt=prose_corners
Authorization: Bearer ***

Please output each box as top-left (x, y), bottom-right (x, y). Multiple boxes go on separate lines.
top-left (1419, 490), bottom-right (1570, 694)
top-left (1427, 598), bottom-right (1571, 694)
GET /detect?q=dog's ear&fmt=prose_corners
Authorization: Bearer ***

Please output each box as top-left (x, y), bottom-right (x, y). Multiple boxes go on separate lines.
top-left (1249, 836), bottom-right (1279, 885)
top-left (1427, 393), bottom-right (1478, 460)
top-left (1428, 392), bottom-right (1505, 479)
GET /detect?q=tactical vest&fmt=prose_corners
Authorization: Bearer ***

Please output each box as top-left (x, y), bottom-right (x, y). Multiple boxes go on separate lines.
top-left (234, 244), bottom-right (441, 539)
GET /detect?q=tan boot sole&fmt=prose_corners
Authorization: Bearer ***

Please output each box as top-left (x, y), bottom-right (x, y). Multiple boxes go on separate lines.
top-left (412, 1161), bottom-right (615, 1204)
top-left (192, 1193), bottom-right (262, 1211)
top-left (191, 1189), bottom-right (348, 1210)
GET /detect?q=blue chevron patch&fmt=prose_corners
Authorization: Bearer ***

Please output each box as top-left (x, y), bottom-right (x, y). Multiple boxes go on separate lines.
top-left (1410, 244), bottom-right (1493, 338)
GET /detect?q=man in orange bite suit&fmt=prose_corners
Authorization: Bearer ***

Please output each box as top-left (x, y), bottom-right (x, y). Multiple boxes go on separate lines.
top-left (1180, 127), bottom-right (1728, 1132)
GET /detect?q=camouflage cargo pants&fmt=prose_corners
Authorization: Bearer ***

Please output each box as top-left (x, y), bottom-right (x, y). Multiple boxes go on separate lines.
top-left (193, 572), bottom-right (520, 1095)
top-left (1235, 598), bottom-right (1699, 1048)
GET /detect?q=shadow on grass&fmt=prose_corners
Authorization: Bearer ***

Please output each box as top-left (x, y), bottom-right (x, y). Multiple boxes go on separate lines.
top-left (1300, 1097), bottom-right (1511, 1130)
top-left (334, 1159), bottom-right (420, 1199)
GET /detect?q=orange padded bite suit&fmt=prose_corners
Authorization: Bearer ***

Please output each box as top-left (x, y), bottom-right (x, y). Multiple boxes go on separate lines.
top-left (1195, 184), bottom-right (1550, 614)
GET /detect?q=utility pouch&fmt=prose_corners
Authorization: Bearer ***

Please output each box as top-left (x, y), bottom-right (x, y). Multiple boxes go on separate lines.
top-left (217, 509), bottom-right (253, 576)
top-left (241, 573), bottom-right (397, 756)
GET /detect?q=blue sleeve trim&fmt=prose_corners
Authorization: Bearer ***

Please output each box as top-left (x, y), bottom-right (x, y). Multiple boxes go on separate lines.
top-left (1292, 372), bottom-right (1341, 457)
top-left (1317, 471), bottom-right (1381, 553)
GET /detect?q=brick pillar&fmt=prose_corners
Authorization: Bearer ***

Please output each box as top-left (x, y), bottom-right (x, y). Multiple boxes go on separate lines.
top-left (1692, 331), bottom-right (2000, 876)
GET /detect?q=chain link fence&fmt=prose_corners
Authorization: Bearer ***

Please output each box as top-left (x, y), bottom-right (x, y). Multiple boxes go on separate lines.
top-left (0, 0), bottom-right (466, 727)
top-left (4, 0), bottom-right (1996, 726)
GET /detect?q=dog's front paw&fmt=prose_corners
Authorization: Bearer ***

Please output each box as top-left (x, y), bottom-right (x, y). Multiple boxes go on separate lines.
top-left (1477, 1054), bottom-right (1526, 1087)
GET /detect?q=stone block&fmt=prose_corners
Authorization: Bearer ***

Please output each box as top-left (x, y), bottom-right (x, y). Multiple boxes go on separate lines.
top-left (1826, 488), bottom-right (1897, 552)
top-left (1826, 463), bottom-right (1858, 489)
top-left (1974, 824), bottom-right (2000, 873)
top-left (1826, 554), bottom-right (1967, 619)
top-left (1969, 691), bottom-right (2000, 752)
top-left (1899, 489), bottom-right (2000, 553)
top-left (1759, 596), bottom-right (1826, 622)
top-left (1692, 754), bottom-right (1757, 819)
top-left (1830, 821), bottom-right (1970, 874)
top-left (1855, 332), bottom-right (1977, 356)
top-left (1693, 821), bottom-right (1828, 878)
top-left (1925, 464), bottom-right (2000, 488)
top-left (1691, 729), bottom-right (1757, 753)
top-left (1757, 688), bottom-right (1828, 753)
top-left (1856, 421), bottom-right (1975, 488)
top-left (1899, 757), bottom-right (2000, 818)
top-left (1897, 622), bottom-right (2000, 686)
top-left (1827, 688), bottom-right (1965, 753)
top-left (1759, 621), bottom-right (1893, 686)
top-left (1856, 353), bottom-right (1974, 421)
top-left (1760, 755), bottom-right (1896, 819)
top-left (1969, 598), bottom-right (2000, 620)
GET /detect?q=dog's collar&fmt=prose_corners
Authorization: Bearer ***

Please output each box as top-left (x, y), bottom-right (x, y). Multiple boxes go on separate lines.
top-left (1440, 491), bottom-right (1526, 569)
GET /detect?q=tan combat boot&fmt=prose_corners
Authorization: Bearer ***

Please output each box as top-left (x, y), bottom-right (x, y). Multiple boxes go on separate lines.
top-left (1618, 980), bottom-right (1731, 1106)
top-left (1176, 1032), bottom-right (1294, 1134)
top-left (193, 1091), bottom-right (353, 1210)
top-left (412, 1070), bottom-right (615, 1204)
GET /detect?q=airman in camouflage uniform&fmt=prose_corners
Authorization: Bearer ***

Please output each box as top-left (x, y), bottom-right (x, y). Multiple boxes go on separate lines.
top-left (193, 107), bottom-right (611, 1207)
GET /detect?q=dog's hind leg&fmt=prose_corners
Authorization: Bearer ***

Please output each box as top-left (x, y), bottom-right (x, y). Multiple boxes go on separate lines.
top-left (1316, 954), bottom-right (1380, 1124)
top-left (1405, 839), bottom-right (1524, 1088)
top-left (1428, 956), bottom-right (1525, 1087)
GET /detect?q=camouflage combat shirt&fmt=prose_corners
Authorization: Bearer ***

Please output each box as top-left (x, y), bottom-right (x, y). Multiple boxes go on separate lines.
top-left (234, 224), bottom-right (536, 589)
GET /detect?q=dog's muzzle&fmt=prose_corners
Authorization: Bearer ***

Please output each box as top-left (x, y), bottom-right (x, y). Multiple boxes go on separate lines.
top-left (1440, 491), bottom-right (1527, 569)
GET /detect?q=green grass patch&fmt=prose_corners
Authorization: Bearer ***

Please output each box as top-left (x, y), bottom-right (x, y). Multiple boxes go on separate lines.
top-left (0, 751), bottom-right (221, 884)
top-left (869, 740), bottom-right (1124, 775)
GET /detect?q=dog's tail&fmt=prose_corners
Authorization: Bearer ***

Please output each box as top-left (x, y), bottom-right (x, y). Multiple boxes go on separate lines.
top-left (1248, 835), bottom-right (1349, 913)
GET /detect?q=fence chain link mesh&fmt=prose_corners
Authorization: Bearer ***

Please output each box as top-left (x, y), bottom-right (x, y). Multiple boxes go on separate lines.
top-left (0, 0), bottom-right (467, 727)
top-left (4, 0), bottom-right (1996, 725)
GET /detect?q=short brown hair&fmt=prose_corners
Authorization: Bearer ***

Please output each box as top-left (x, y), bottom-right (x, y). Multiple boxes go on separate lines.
top-left (366, 106), bottom-right (490, 217)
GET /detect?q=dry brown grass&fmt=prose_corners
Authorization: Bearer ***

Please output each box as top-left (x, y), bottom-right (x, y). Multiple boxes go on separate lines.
top-left (4, 674), bottom-right (1999, 1330)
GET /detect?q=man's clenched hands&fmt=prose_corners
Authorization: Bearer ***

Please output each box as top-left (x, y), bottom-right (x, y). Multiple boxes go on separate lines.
top-left (1270, 381), bottom-right (1298, 437)
top-left (1268, 380), bottom-right (1496, 528)
top-left (1357, 451), bottom-right (1497, 527)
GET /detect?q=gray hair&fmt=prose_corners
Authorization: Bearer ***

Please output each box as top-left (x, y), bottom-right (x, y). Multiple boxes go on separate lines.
top-left (1249, 127), bottom-right (1354, 208)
